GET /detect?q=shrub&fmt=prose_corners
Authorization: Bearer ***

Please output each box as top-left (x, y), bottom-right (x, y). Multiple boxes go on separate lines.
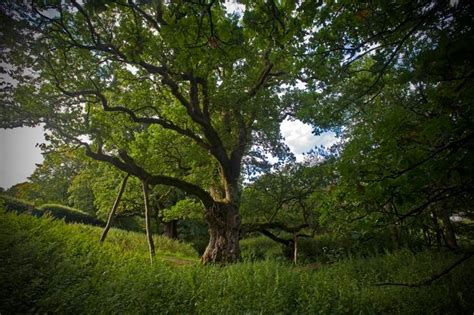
top-left (0, 196), bottom-right (104, 226)
top-left (241, 234), bottom-right (351, 264)
top-left (297, 234), bottom-right (351, 264)
top-left (178, 219), bottom-right (209, 255)
top-left (240, 236), bottom-right (287, 261)
top-left (0, 194), bottom-right (42, 216)
top-left (113, 215), bottom-right (144, 232)
top-left (38, 203), bottom-right (104, 226)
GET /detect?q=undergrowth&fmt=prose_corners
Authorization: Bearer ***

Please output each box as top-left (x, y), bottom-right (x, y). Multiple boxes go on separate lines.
top-left (0, 210), bottom-right (473, 314)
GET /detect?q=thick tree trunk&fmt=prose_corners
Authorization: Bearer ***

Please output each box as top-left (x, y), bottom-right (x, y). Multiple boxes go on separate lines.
top-left (388, 224), bottom-right (400, 249)
top-left (441, 208), bottom-right (459, 251)
top-left (431, 210), bottom-right (443, 247)
top-left (142, 181), bottom-right (155, 263)
top-left (423, 227), bottom-right (431, 247)
top-left (163, 220), bottom-right (178, 239)
top-left (154, 211), bottom-right (161, 235)
top-left (100, 174), bottom-right (129, 243)
top-left (201, 202), bottom-right (241, 264)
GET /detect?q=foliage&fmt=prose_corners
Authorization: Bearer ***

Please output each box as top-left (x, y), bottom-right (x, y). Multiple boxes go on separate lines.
top-left (3, 148), bottom-right (99, 216)
top-left (4, 182), bottom-right (40, 203)
top-left (0, 0), bottom-right (470, 260)
top-left (240, 163), bottom-right (322, 251)
top-left (292, 0), bottom-right (474, 252)
top-left (86, 161), bottom-right (199, 229)
top-left (67, 169), bottom-right (96, 215)
top-left (98, 227), bottom-right (198, 259)
top-left (112, 215), bottom-right (145, 233)
top-left (162, 198), bottom-right (204, 221)
top-left (1, 211), bottom-right (473, 314)
top-left (240, 232), bottom-right (398, 265)
top-left (177, 219), bottom-right (210, 255)
top-left (0, 0), bottom-right (300, 198)
top-left (241, 162), bottom-right (326, 227)
top-left (0, 193), bottom-right (105, 226)
top-left (88, 163), bottom-right (144, 220)
top-left (0, 0), bottom-right (472, 265)
top-left (23, 149), bottom-right (89, 206)
top-left (240, 236), bottom-right (285, 262)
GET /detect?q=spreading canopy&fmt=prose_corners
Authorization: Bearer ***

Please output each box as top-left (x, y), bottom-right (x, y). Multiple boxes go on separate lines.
top-left (1, 0), bottom-right (306, 206)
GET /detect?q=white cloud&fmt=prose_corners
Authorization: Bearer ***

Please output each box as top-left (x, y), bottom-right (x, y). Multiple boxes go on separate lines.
top-left (280, 119), bottom-right (338, 162)
top-left (223, 0), bottom-right (245, 16)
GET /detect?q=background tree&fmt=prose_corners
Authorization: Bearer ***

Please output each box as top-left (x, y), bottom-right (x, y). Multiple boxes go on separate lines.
top-left (4, 148), bottom-right (91, 207)
top-left (241, 161), bottom-right (334, 258)
top-left (67, 165), bottom-right (97, 215)
top-left (297, 0), bottom-right (474, 252)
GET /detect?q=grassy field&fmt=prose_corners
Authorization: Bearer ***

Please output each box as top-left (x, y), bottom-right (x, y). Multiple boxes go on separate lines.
top-left (1, 210), bottom-right (473, 314)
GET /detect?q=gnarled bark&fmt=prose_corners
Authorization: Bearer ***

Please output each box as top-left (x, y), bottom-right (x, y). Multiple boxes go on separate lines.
top-left (201, 202), bottom-right (241, 264)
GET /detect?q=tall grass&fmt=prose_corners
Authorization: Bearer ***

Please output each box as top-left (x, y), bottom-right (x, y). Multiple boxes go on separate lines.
top-left (1, 210), bottom-right (473, 314)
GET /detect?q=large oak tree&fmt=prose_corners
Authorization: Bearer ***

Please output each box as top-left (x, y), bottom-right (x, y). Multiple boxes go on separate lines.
top-left (3, 0), bottom-right (471, 263)
top-left (1, 0), bottom-right (303, 263)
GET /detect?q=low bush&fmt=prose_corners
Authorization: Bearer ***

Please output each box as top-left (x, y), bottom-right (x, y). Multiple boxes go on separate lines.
top-left (113, 214), bottom-right (144, 232)
top-left (38, 203), bottom-right (104, 226)
top-left (178, 219), bottom-right (209, 255)
top-left (297, 234), bottom-right (351, 264)
top-left (240, 234), bottom-right (352, 264)
top-left (0, 194), bottom-right (42, 216)
top-left (240, 236), bottom-right (286, 261)
top-left (0, 195), bottom-right (105, 226)
top-left (1, 210), bottom-right (473, 314)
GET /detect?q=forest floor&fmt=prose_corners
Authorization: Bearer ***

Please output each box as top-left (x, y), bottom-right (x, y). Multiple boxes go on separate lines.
top-left (1, 209), bottom-right (473, 314)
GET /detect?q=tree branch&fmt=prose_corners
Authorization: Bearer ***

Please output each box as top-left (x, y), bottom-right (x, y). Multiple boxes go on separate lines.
top-left (375, 252), bottom-right (474, 288)
top-left (38, 3), bottom-right (235, 184)
top-left (259, 229), bottom-right (291, 246)
top-left (54, 84), bottom-right (211, 150)
top-left (243, 222), bottom-right (309, 234)
top-left (85, 148), bottom-right (214, 208)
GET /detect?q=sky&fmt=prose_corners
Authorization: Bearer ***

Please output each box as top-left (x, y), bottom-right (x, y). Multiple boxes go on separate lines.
top-left (0, 121), bottom-right (337, 190)
top-left (0, 126), bottom-right (45, 189)
top-left (280, 119), bottom-right (338, 161)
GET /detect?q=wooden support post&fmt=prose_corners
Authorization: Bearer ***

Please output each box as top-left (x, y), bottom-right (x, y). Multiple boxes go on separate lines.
top-left (142, 180), bottom-right (155, 263)
top-left (100, 174), bottom-right (130, 243)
